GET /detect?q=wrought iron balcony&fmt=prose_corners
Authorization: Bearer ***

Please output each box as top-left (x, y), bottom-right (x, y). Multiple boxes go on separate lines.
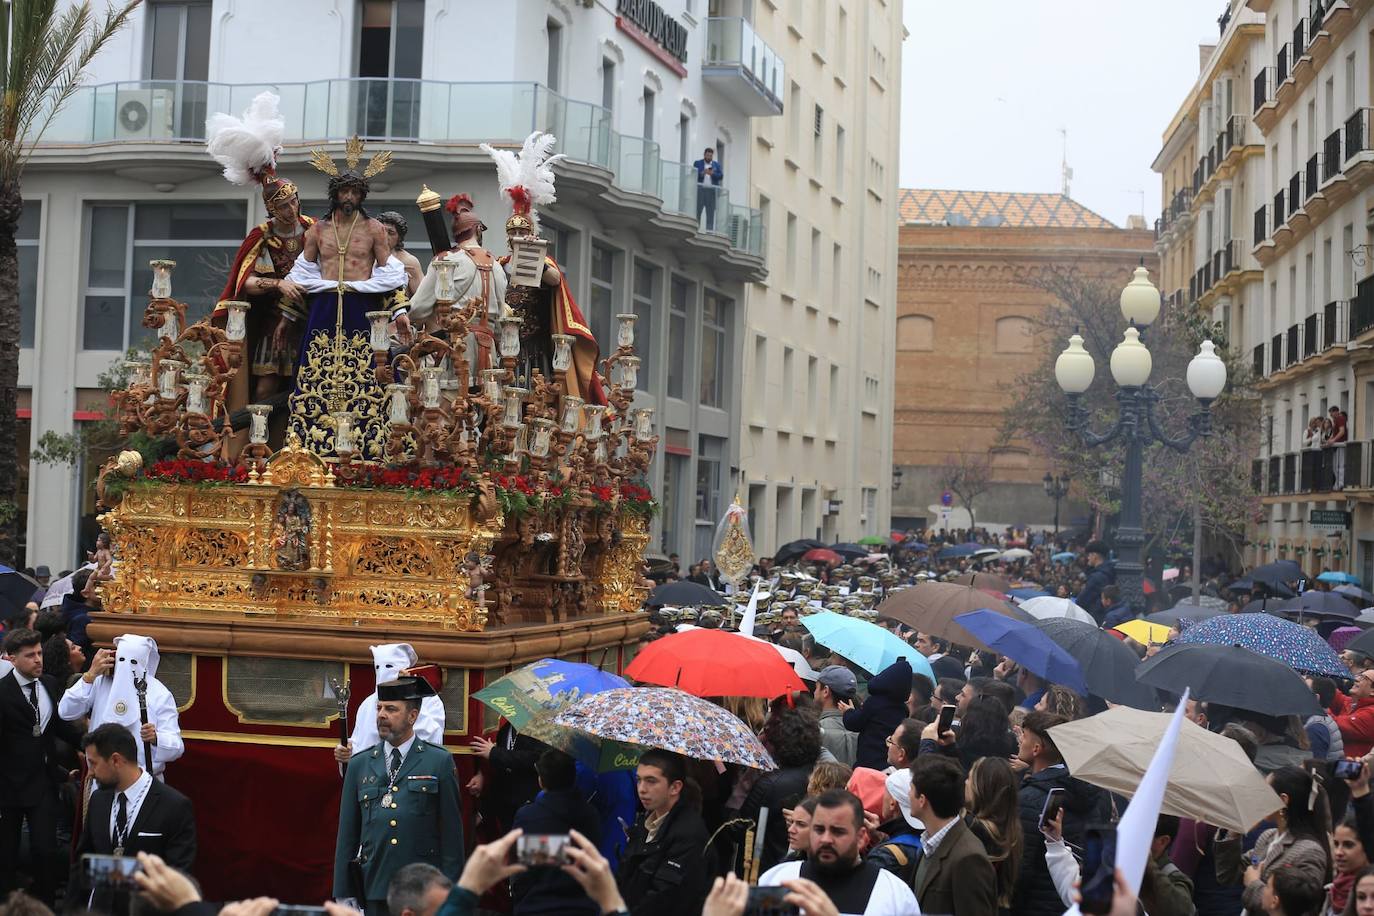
top-left (1254, 204), bottom-right (1268, 242)
top-left (1324, 128), bottom-right (1344, 181)
top-left (1277, 42), bottom-right (1290, 84)
top-left (1271, 333), bottom-right (1283, 373)
top-left (1286, 324), bottom-right (1300, 366)
top-left (1325, 300), bottom-right (1347, 348)
top-left (1352, 274), bottom-right (1374, 338)
top-left (1346, 107), bottom-right (1373, 161)
top-left (1306, 153), bottom-right (1320, 198)
top-left (1253, 342), bottom-right (1266, 378)
top-left (1254, 68), bottom-right (1272, 113)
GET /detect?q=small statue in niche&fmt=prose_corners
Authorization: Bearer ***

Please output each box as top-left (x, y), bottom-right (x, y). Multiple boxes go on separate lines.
top-left (271, 488), bottom-right (312, 570)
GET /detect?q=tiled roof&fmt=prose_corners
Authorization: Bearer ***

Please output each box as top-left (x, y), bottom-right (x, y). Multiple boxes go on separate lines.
top-left (898, 189), bottom-right (1118, 229)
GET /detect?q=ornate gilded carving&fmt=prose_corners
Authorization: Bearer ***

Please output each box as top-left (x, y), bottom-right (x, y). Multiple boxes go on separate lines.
top-left (178, 529), bottom-right (248, 569)
top-left (354, 536), bottom-right (435, 577)
top-left (261, 432), bottom-right (333, 488)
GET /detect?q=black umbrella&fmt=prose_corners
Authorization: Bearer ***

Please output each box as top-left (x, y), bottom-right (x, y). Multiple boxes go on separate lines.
top-left (646, 581), bottom-right (727, 608)
top-left (1336, 585), bottom-right (1374, 606)
top-left (1341, 626), bottom-right (1374, 659)
top-left (0, 566), bottom-right (38, 617)
top-left (1031, 618), bottom-right (1160, 710)
top-left (1248, 560), bottom-right (1305, 590)
top-left (1146, 600), bottom-right (1225, 628)
top-left (773, 539), bottom-right (826, 564)
top-left (1227, 577), bottom-right (1297, 599)
top-left (1135, 643), bottom-right (1321, 717)
top-left (830, 543), bottom-right (871, 560)
top-left (1272, 590), bottom-right (1359, 619)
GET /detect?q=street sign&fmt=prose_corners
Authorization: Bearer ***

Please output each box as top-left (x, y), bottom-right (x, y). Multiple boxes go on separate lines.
top-left (1310, 509), bottom-right (1351, 529)
top-left (941, 491), bottom-right (953, 507)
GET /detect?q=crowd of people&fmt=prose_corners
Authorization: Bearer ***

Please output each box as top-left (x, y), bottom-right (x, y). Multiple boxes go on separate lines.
top-left (1, 524), bottom-right (1368, 916)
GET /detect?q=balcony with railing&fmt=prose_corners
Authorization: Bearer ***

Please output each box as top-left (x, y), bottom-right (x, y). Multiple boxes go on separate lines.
top-left (1277, 42), bottom-right (1291, 84)
top-left (1289, 171), bottom-right (1305, 212)
top-left (1253, 342), bottom-right (1266, 377)
top-left (1324, 128), bottom-right (1343, 181)
top-left (1285, 324), bottom-right (1300, 366)
top-left (1255, 442), bottom-right (1370, 495)
top-left (1304, 312), bottom-right (1319, 356)
top-left (1306, 153), bottom-right (1321, 198)
top-left (32, 79), bottom-right (766, 257)
top-left (1325, 300), bottom-right (1348, 348)
top-left (1311, 0), bottom-right (1326, 33)
top-left (703, 17), bottom-right (786, 116)
top-left (1271, 333), bottom-right (1284, 373)
top-left (1346, 108), bottom-right (1372, 161)
top-left (1273, 188), bottom-right (1287, 227)
top-left (1254, 204), bottom-right (1268, 243)
top-left (1352, 274), bottom-right (1374, 338)
top-left (1254, 67), bottom-right (1272, 113)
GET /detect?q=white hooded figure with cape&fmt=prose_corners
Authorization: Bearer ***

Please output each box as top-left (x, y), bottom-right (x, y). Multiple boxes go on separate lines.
top-left (337, 643), bottom-right (445, 763)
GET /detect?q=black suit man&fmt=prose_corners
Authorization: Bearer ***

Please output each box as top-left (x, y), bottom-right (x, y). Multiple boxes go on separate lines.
top-left (74, 723), bottom-right (196, 914)
top-left (0, 627), bottom-right (83, 904)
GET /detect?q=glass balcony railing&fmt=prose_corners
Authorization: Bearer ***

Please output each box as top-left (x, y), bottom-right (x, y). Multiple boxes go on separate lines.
top-left (37, 79), bottom-right (764, 257)
top-left (703, 17), bottom-right (786, 113)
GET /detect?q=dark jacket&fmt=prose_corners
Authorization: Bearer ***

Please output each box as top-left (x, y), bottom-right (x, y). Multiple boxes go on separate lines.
top-left (1015, 764), bottom-right (1113, 916)
top-left (59, 596), bottom-right (93, 659)
top-left (480, 723), bottom-right (545, 831)
top-left (512, 788), bottom-right (603, 915)
top-left (77, 777), bottom-right (197, 915)
top-left (617, 801), bottom-right (711, 916)
top-left (739, 762), bottom-right (814, 872)
top-left (1077, 563), bottom-right (1115, 624)
top-left (915, 817), bottom-right (998, 916)
top-left (1102, 603), bottom-right (1135, 628)
top-left (0, 670), bottom-right (83, 801)
top-left (842, 659), bottom-right (913, 770)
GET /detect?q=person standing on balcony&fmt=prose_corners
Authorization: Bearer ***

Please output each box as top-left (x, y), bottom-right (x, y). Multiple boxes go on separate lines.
top-left (1330, 405), bottom-right (1349, 489)
top-left (693, 147), bottom-right (722, 231)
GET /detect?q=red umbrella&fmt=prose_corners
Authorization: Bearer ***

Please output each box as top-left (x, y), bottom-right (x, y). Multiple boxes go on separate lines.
top-left (625, 628), bottom-right (807, 698)
top-left (802, 547), bottom-right (843, 565)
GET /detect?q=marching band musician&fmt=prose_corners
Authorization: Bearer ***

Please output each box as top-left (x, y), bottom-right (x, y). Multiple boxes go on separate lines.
top-left (335, 642), bottom-right (445, 766)
top-left (58, 633), bottom-right (184, 780)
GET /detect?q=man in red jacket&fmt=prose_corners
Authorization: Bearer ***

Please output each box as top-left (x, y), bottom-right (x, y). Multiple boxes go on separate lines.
top-left (1336, 669), bottom-right (1374, 756)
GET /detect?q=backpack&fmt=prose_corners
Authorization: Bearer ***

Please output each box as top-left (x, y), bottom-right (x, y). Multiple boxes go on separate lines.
top-left (872, 832), bottom-right (923, 886)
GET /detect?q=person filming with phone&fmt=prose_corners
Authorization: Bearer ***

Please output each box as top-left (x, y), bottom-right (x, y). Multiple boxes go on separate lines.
top-left (510, 749), bottom-right (602, 915)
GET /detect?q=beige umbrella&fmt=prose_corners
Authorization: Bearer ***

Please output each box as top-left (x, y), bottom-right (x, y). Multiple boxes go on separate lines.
top-left (1050, 706), bottom-right (1281, 833)
top-left (952, 571), bottom-right (1012, 594)
top-left (875, 581), bottom-right (1028, 652)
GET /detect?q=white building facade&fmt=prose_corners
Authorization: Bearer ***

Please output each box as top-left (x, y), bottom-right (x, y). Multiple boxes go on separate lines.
top-left (20, 0), bottom-right (775, 567)
top-left (734, 0), bottom-right (903, 555)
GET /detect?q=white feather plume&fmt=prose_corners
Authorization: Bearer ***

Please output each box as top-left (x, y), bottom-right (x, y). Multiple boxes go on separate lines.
top-left (206, 91), bottom-right (286, 187)
top-left (480, 131), bottom-right (566, 223)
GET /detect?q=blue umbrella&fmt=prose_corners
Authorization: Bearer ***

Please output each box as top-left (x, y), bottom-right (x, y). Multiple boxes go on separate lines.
top-left (800, 612), bottom-right (935, 680)
top-left (936, 543), bottom-right (982, 560)
top-left (952, 610), bottom-right (1087, 695)
top-left (1319, 571), bottom-right (1361, 586)
top-left (900, 541), bottom-right (929, 552)
top-left (1008, 587), bottom-right (1053, 602)
top-left (1176, 613), bottom-right (1348, 677)
top-left (1051, 552), bottom-right (1077, 564)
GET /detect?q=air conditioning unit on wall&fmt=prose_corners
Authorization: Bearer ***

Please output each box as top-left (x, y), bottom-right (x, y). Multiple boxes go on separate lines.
top-left (115, 89), bottom-right (175, 140)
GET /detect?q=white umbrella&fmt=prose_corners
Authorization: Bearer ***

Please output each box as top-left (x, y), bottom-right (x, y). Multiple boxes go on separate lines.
top-left (1019, 595), bottom-right (1097, 625)
top-left (999, 548), bottom-right (1033, 560)
top-left (972, 547), bottom-right (1000, 558)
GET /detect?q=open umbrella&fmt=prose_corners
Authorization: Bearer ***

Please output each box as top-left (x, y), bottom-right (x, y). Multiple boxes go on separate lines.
top-left (647, 580), bottom-right (726, 608)
top-left (1336, 584), bottom-right (1374, 605)
top-left (874, 582), bottom-right (1029, 652)
top-left (953, 571), bottom-right (1012, 594)
top-left (801, 548), bottom-right (843, 566)
top-left (1319, 571), bottom-right (1361, 586)
top-left (1135, 644), bottom-right (1321, 717)
top-left (1339, 626), bottom-right (1374, 659)
top-left (858, 536), bottom-right (891, 547)
top-left (1113, 620), bottom-right (1174, 645)
top-left (1018, 596), bottom-right (1097, 625)
top-left (1330, 626), bottom-right (1363, 654)
top-left (1247, 560), bottom-right (1305, 590)
top-left (554, 687), bottom-right (777, 770)
top-left (774, 539), bottom-right (826, 564)
top-left (1228, 577), bottom-right (1297, 599)
top-left (972, 547), bottom-right (1001, 559)
top-left (475, 659), bottom-right (635, 770)
top-left (1049, 706), bottom-right (1282, 833)
top-left (935, 543), bottom-right (981, 560)
top-left (898, 541), bottom-right (929, 552)
top-left (799, 612), bottom-right (934, 679)
top-left (738, 632), bottom-right (818, 681)
top-left (1175, 612), bottom-right (1348, 677)
top-left (626, 628), bottom-right (806, 698)
top-left (1032, 618), bottom-right (1159, 710)
top-left (999, 548), bottom-right (1033, 561)
top-left (1272, 590), bottom-right (1359, 619)
top-left (1008, 587), bottom-right (1052, 602)
top-left (952, 610), bottom-right (1087, 695)
top-left (830, 543), bottom-right (872, 560)
top-left (1146, 600), bottom-right (1225, 627)
top-left (1051, 552), bottom-right (1077, 564)
top-left (0, 566), bottom-right (39, 616)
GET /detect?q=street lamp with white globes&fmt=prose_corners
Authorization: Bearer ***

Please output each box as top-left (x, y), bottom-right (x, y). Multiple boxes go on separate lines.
top-left (1053, 264), bottom-right (1228, 613)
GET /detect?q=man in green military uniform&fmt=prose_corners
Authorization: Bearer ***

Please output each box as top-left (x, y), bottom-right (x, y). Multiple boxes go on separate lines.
top-left (333, 676), bottom-right (464, 915)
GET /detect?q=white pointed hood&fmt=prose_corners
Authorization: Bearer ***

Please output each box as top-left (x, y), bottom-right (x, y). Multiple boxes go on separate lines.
top-left (101, 634), bottom-right (159, 727)
top-left (371, 643), bottom-right (417, 686)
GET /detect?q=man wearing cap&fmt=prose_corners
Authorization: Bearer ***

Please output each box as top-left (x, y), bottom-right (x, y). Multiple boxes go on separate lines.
top-left (334, 676), bottom-right (463, 916)
top-left (58, 634), bottom-right (184, 779)
top-left (815, 666), bottom-right (859, 767)
top-left (1076, 541), bottom-right (1115, 624)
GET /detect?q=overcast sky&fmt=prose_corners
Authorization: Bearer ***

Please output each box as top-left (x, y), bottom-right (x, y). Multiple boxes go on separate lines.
top-left (900, 0), bottom-right (1226, 228)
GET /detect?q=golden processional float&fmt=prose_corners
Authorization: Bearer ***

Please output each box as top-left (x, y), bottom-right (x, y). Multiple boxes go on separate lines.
top-left (88, 125), bottom-right (655, 899)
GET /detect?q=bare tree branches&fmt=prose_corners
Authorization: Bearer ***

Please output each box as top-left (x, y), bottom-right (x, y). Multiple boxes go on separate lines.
top-left (939, 450), bottom-right (994, 528)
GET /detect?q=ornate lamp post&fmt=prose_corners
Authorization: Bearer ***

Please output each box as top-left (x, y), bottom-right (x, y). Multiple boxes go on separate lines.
top-left (1053, 265), bottom-right (1229, 612)
top-left (1042, 472), bottom-right (1070, 537)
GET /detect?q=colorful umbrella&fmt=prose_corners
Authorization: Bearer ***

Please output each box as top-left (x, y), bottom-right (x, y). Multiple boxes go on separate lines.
top-left (1319, 571), bottom-right (1361, 586)
top-left (626, 628), bottom-right (806, 698)
top-left (1033, 618), bottom-right (1159, 710)
top-left (1113, 619), bottom-right (1174, 646)
top-left (952, 610), bottom-right (1087, 695)
top-left (475, 659), bottom-right (636, 770)
top-left (801, 548), bottom-right (843, 566)
top-left (1175, 612), bottom-right (1348, 677)
top-left (553, 687), bottom-right (777, 770)
top-left (1019, 596), bottom-right (1096, 625)
top-left (1135, 644), bottom-right (1321, 717)
top-left (799, 611), bottom-right (935, 679)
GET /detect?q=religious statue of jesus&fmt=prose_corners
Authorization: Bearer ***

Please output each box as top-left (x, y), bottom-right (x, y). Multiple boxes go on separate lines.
top-left (284, 138), bottom-right (407, 460)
